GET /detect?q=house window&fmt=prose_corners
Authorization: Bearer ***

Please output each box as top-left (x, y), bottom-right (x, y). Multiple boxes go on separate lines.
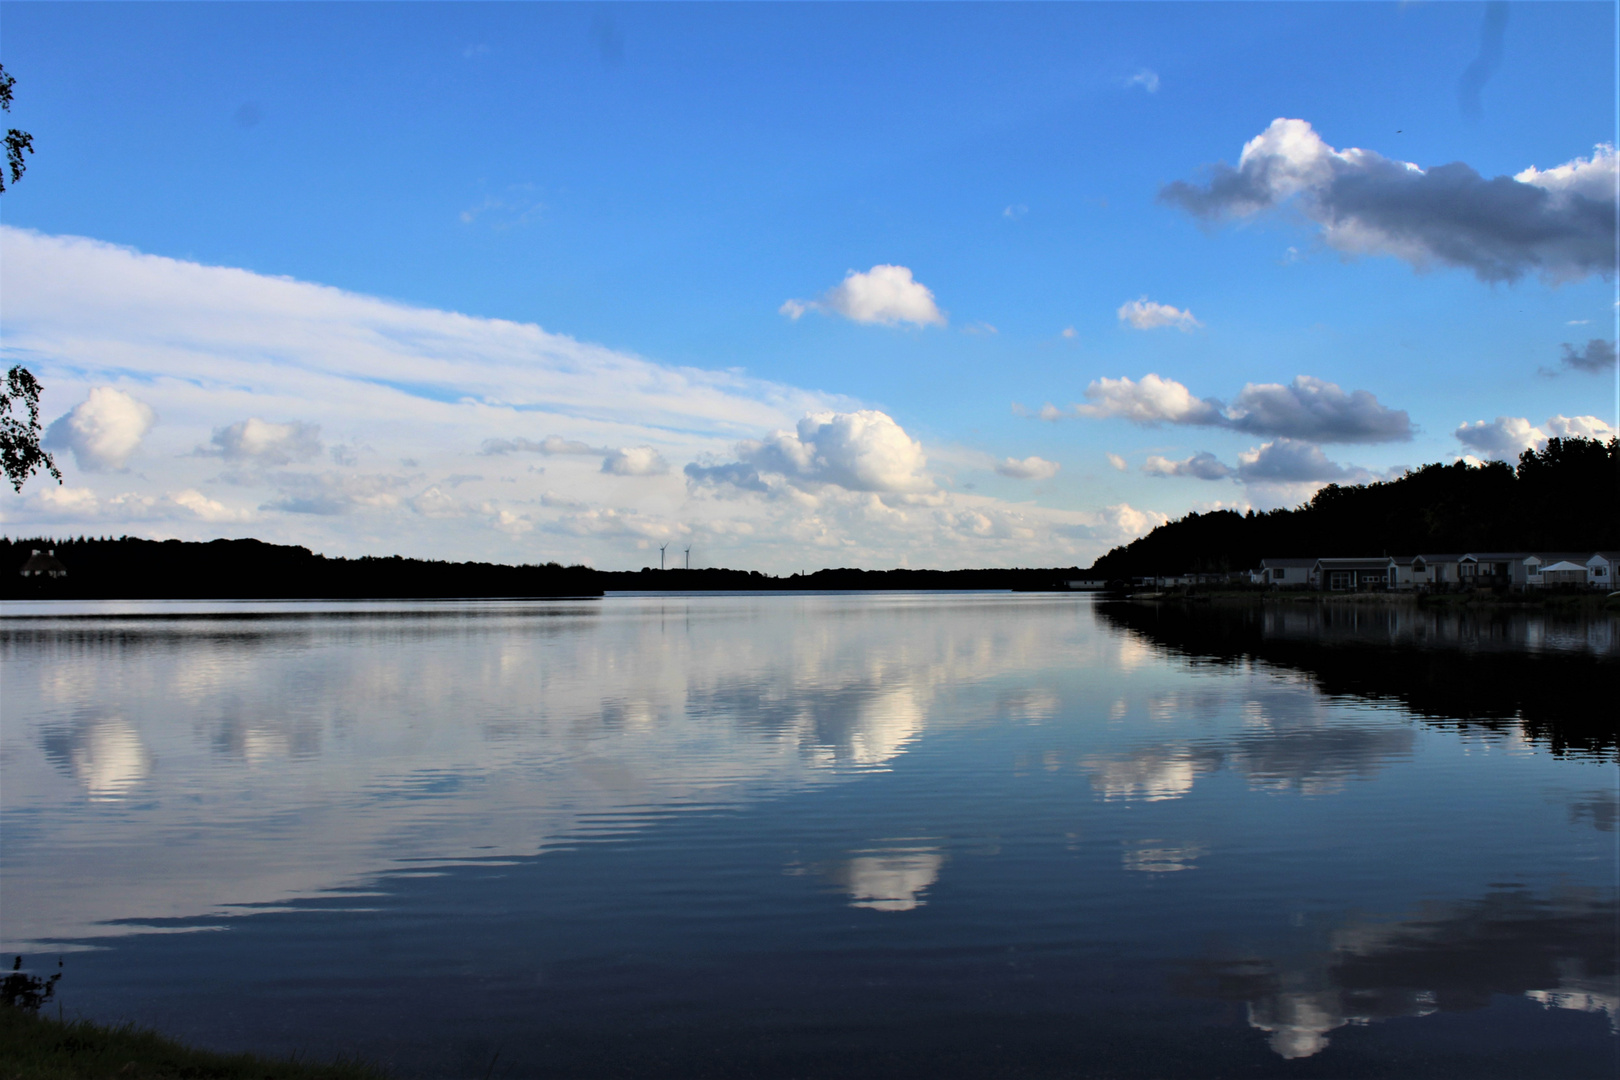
top-left (1595, 566), bottom-right (1608, 578)
top-left (1329, 571), bottom-right (1352, 590)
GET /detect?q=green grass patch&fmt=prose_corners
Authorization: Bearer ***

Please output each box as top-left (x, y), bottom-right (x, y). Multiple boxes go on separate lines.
top-left (0, 1005), bottom-right (387, 1080)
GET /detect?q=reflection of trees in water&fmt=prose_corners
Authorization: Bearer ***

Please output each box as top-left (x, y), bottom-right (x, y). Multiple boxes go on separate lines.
top-left (1096, 601), bottom-right (1618, 760)
top-left (1177, 887), bottom-right (1618, 1059)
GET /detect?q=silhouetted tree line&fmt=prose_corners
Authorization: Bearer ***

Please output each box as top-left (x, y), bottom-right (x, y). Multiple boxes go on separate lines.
top-left (3, 536), bottom-right (1087, 599)
top-left (1088, 437), bottom-right (1620, 578)
top-left (2, 537), bottom-right (602, 599)
top-left (1096, 600), bottom-right (1617, 760)
top-left (589, 566), bottom-right (1084, 591)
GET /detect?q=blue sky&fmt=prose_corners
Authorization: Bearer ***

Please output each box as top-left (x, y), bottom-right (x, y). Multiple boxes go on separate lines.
top-left (1, 2), bottom-right (1615, 570)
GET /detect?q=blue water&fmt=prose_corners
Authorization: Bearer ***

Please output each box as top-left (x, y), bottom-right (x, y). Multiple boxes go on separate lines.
top-left (1, 593), bottom-right (1614, 1077)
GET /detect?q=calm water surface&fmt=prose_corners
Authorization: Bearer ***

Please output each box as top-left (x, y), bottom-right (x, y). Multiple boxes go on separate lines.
top-left (1, 593), bottom-right (1615, 1078)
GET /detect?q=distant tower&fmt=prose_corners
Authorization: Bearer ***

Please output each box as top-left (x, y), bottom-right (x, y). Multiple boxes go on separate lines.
top-left (659, 542), bottom-right (669, 571)
top-left (684, 546), bottom-right (691, 570)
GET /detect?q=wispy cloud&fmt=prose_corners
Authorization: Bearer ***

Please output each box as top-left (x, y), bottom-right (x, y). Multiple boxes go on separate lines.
top-left (459, 184), bottom-right (544, 229)
top-left (995, 456), bottom-right (1060, 480)
top-left (2, 227), bottom-right (1152, 570)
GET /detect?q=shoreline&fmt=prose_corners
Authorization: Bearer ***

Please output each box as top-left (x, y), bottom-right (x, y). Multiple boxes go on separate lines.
top-left (1116, 588), bottom-right (1620, 613)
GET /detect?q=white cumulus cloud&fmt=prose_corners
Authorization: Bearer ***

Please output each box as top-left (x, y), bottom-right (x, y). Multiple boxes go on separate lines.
top-left (601, 446), bottom-right (670, 476)
top-left (1143, 451), bottom-right (1233, 480)
top-left (201, 418), bottom-right (322, 465)
top-left (689, 410), bottom-right (931, 495)
top-left (1235, 439), bottom-right (1358, 482)
top-left (1455, 414), bottom-right (1617, 460)
top-left (2, 227), bottom-right (1164, 570)
top-left (1075, 374), bottom-right (1411, 443)
top-left (781, 265), bottom-right (946, 328)
top-left (994, 456), bottom-right (1060, 480)
top-left (43, 387), bottom-right (157, 472)
top-left (1162, 119), bottom-right (1616, 283)
top-left (1078, 374), bottom-right (1224, 426)
top-left (1117, 297), bottom-right (1201, 331)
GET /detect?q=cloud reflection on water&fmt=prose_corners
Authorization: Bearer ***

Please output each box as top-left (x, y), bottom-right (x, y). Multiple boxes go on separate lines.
top-left (39, 716), bottom-right (153, 802)
top-left (1, 595), bottom-right (1066, 946)
top-left (1181, 888), bottom-right (1618, 1059)
top-left (1081, 723), bottom-right (1415, 803)
top-left (832, 844), bottom-right (946, 911)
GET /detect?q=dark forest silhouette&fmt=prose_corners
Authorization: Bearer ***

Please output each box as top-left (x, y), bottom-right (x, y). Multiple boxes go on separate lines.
top-left (1088, 436), bottom-right (1620, 579)
top-left (1, 536), bottom-right (1083, 599)
top-left (2, 537), bottom-right (602, 600)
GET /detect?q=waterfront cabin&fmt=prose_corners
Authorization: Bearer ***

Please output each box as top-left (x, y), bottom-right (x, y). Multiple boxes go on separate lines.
top-left (1252, 558), bottom-right (1317, 588)
top-left (1458, 552), bottom-right (1532, 589)
top-left (17, 548), bottom-right (68, 579)
top-left (1391, 554), bottom-right (1464, 590)
top-left (1586, 552), bottom-right (1620, 590)
top-left (1312, 557), bottom-right (1396, 592)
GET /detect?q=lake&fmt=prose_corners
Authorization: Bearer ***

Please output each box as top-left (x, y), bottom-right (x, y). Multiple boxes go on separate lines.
top-left (1, 592), bottom-right (1615, 1078)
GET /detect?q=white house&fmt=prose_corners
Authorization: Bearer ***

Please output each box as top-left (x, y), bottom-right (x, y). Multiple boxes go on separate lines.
top-left (1587, 552), bottom-right (1620, 591)
top-left (1252, 558), bottom-right (1317, 588)
top-left (1313, 557), bottom-right (1397, 591)
top-left (1458, 552), bottom-right (1534, 588)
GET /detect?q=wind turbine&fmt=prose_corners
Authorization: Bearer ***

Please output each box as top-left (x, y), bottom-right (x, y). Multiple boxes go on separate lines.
top-left (659, 542), bottom-right (668, 571)
top-left (684, 545), bottom-right (691, 570)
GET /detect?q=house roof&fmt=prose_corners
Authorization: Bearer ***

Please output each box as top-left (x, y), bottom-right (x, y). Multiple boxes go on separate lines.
top-left (19, 551), bottom-right (67, 576)
top-left (1258, 558), bottom-right (1318, 569)
top-left (1461, 552), bottom-right (1533, 561)
top-left (1524, 552), bottom-right (1594, 564)
top-left (1416, 554), bottom-right (1464, 564)
top-left (1587, 552), bottom-right (1620, 563)
top-left (1315, 557), bottom-right (1394, 570)
top-left (1540, 561), bottom-right (1588, 573)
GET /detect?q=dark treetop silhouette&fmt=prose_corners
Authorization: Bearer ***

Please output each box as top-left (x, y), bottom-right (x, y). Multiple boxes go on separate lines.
top-left (0, 64), bottom-right (34, 194)
top-left (0, 366), bottom-right (61, 494)
top-left (0, 65), bottom-right (59, 494)
top-left (1087, 437), bottom-right (1620, 580)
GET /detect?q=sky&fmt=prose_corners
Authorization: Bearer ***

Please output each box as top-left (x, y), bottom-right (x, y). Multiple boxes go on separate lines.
top-left (0, 1), bottom-right (1615, 572)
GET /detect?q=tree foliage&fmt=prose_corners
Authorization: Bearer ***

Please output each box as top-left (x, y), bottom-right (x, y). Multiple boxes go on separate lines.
top-left (0, 64), bottom-right (34, 192)
top-left (0, 63), bottom-right (33, 191)
top-left (0, 366), bottom-right (61, 493)
top-left (1089, 437), bottom-right (1620, 577)
top-left (0, 68), bottom-right (56, 493)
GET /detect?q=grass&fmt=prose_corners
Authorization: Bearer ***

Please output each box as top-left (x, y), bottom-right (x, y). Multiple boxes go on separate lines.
top-left (0, 1005), bottom-right (387, 1080)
